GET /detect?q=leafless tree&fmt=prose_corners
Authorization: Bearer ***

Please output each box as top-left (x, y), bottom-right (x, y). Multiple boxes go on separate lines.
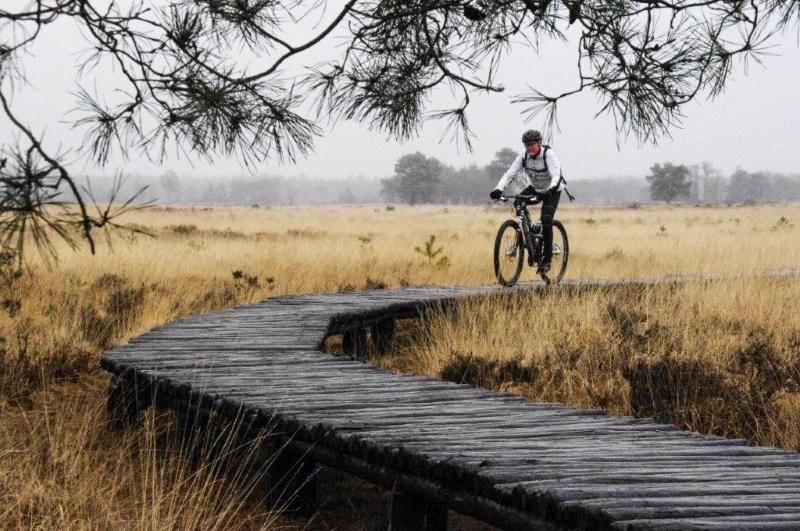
top-left (1, 0), bottom-right (797, 260)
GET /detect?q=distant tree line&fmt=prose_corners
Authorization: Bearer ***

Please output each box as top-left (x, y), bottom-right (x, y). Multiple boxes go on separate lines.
top-left (382, 153), bottom-right (800, 205)
top-left (645, 162), bottom-right (800, 204)
top-left (75, 173), bottom-right (383, 206)
top-left (74, 157), bottom-right (800, 207)
top-left (380, 149), bottom-right (518, 205)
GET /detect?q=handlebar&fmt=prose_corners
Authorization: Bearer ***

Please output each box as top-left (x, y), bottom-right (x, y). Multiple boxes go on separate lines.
top-left (493, 176), bottom-right (576, 203)
top-left (497, 194), bottom-right (542, 205)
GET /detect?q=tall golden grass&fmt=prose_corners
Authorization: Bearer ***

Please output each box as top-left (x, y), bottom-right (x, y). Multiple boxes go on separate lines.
top-left (1, 202), bottom-right (799, 528)
top-left (31, 202), bottom-right (800, 289)
top-left (0, 378), bottom-right (278, 530)
top-left (375, 277), bottom-right (800, 451)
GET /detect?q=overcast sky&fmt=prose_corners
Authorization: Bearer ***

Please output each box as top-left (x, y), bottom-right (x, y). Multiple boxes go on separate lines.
top-left (1, 3), bottom-right (799, 181)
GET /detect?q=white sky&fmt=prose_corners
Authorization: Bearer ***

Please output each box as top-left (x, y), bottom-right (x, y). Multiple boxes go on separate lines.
top-left (1, 3), bottom-right (799, 181)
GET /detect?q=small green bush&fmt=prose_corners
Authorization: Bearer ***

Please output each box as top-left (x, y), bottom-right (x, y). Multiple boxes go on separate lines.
top-left (414, 235), bottom-right (450, 269)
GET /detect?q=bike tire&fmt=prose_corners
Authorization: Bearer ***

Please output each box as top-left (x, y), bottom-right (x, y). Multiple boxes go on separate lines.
top-left (545, 220), bottom-right (569, 284)
top-left (494, 220), bottom-right (524, 287)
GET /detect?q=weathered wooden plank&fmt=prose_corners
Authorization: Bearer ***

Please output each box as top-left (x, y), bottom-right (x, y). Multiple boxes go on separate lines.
top-left (565, 496), bottom-right (800, 510)
top-left (483, 466), bottom-right (800, 483)
top-left (532, 483), bottom-right (800, 502)
top-left (610, 513), bottom-right (800, 530)
top-left (603, 505), bottom-right (800, 521)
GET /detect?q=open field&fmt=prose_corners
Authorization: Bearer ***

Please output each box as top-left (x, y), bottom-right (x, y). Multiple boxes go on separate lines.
top-left (45, 202), bottom-right (800, 284)
top-left (2, 203), bottom-right (800, 529)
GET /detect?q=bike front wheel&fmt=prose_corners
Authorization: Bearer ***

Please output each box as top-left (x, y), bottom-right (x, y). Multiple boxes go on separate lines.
top-left (545, 220), bottom-right (569, 284)
top-left (494, 220), bottom-right (524, 287)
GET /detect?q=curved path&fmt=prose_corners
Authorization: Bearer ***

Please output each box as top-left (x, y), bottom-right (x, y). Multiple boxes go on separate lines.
top-left (102, 275), bottom-right (800, 530)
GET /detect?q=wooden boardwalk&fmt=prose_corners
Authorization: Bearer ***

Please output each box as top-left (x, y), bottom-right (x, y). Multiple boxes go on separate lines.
top-left (102, 275), bottom-right (800, 530)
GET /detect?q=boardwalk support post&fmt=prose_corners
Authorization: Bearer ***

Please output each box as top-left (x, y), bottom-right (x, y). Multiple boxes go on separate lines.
top-left (390, 492), bottom-right (447, 531)
top-left (371, 318), bottom-right (396, 354)
top-left (267, 447), bottom-right (318, 515)
top-left (342, 327), bottom-right (368, 358)
top-left (107, 372), bottom-right (152, 429)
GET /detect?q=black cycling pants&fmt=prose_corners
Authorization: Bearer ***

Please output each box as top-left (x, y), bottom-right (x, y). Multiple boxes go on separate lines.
top-left (540, 189), bottom-right (561, 261)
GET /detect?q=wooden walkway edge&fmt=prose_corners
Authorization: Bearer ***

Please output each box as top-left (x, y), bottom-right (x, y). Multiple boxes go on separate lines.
top-left (101, 271), bottom-right (800, 530)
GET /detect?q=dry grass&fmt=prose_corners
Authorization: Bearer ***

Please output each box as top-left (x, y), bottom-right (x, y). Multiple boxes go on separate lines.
top-left (33, 203), bottom-right (800, 289)
top-left (0, 376), bottom-right (278, 530)
top-left (1, 202), bottom-right (799, 528)
top-left (375, 277), bottom-right (800, 450)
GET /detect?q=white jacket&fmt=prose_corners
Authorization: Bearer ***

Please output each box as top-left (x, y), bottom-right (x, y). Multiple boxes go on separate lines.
top-left (495, 147), bottom-right (562, 193)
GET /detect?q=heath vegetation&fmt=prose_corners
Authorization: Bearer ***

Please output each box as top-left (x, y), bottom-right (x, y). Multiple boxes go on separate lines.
top-left (2, 203), bottom-right (799, 528)
top-left (375, 277), bottom-right (800, 451)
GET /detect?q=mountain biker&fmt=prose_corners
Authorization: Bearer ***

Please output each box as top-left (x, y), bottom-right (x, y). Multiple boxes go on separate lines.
top-left (489, 129), bottom-right (562, 274)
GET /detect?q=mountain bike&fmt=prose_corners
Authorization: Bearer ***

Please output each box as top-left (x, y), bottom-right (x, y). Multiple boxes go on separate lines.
top-left (493, 193), bottom-right (569, 286)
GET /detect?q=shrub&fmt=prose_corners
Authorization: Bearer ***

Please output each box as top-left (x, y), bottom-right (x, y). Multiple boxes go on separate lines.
top-left (364, 277), bottom-right (386, 290)
top-left (414, 234), bottom-right (450, 269)
top-left (0, 249), bottom-right (22, 317)
top-left (231, 270), bottom-right (260, 301)
top-left (440, 352), bottom-right (539, 388)
top-left (286, 229), bottom-right (328, 239)
top-left (336, 283), bottom-right (356, 293)
top-left (773, 216), bottom-right (793, 230)
top-left (79, 274), bottom-right (148, 349)
top-left (169, 224), bottom-right (198, 236)
top-left (624, 335), bottom-right (800, 440)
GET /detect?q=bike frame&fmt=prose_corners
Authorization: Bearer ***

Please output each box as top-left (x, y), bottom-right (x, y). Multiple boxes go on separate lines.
top-left (505, 195), bottom-right (542, 259)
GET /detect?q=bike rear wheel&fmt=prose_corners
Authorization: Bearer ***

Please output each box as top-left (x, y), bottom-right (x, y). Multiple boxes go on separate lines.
top-left (494, 220), bottom-right (524, 287)
top-left (543, 220), bottom-right (569, 284)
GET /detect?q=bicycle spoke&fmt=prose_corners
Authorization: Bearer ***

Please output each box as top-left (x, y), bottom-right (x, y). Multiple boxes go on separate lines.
top-left (494, 221), bottom-right (524, 287)
top-left (547, 221), bottom-right (569, 284)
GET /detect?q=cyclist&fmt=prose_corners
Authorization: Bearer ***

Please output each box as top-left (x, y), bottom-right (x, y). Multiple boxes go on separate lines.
top-left (489, 129), bottom-right (563, 274)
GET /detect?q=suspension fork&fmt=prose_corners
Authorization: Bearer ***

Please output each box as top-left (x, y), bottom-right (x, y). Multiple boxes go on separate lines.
top-left (519, 212), bottom-right (533, 254)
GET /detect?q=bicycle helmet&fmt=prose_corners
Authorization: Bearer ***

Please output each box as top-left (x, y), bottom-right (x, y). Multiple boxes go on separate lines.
top-left (522, 129), bottom-right (542, 144)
